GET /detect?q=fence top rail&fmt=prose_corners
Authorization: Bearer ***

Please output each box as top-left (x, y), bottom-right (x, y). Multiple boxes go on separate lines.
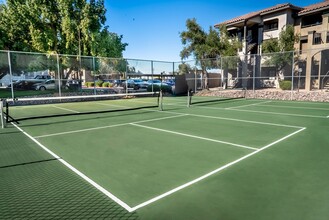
top-left (2, 46), bottom-right (329, 63)
top-left (0, 50), bottom-right (175, 63)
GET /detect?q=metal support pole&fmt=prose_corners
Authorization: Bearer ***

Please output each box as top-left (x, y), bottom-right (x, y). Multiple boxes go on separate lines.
top-left (151, 61), bottom-right (154, 92)
top-left (253, 54), bottom-right (256, 97)
top-left (172, 62), bottom-right (175, 77)
top-left (159, 90), bottom-right (163, 111)
top-left (194, 68), bottom-right (197, 92)
top-left (57, 54), bottom-right (62, 97)
top-left (125, 60), bottom-right (128, 95)
top-left (93, 57), bottom-right (97, 95)
top-left (8, 51), bottom-right (14, 100)
top-left (0, 99), bottom-right (5, 128)
top-left (187, 89), bottom-right (190, 107)
top-left (291, 51), bottom-right (294, 101)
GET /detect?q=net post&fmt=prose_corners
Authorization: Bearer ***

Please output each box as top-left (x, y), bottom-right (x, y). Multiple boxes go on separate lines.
top-left (6, 101), bottom-right (9, 124)
top-left (243, 87), bottom-right (247, 100)
top-left (187, 89), bottom-right (191, 107)
top-left (159, 90), bottom-right (163, 111)
top-left (1, 99), bottom-right (6, 128)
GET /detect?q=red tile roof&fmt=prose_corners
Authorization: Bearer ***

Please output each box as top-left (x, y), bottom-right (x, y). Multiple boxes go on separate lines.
top-left (298, 1), bottom-right (329, 15)
top-left (215, 3), bottom-right (302, 27)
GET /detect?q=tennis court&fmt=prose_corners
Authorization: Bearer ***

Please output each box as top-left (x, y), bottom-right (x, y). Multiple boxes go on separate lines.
top-left (1, 94), bottom-right (329, 219)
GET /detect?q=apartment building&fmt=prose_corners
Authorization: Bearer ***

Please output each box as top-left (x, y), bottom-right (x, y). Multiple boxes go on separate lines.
top-left (215, 3), bottom-right (302, 56)
top-left (294, 1), bottom-right (329, 90)
top-left (214, 3), bottom-right (302, 89)
top-left (215, 1), bottom-right (329, 91)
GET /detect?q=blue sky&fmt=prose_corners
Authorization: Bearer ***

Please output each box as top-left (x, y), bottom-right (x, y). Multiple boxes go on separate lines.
top-left (106, 0), bottom-right (318, 61)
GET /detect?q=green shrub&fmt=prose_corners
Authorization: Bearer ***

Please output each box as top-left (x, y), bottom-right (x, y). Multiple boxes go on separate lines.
top-left (96, 80), bottom-right (103, 87)
top-left (147, 84), bottom-right (172, 94)
top-left (85, 82), bottom-right (93, 87)
top-left (102, 82), bottom-right (110, 87)
top-left (279, 80), bottom-right (292, 90)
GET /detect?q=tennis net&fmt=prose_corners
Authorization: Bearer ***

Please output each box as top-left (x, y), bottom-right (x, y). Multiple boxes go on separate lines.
top-left (4, 92), bottom-right (162, 124)
top-left (187, 90), bottom-right (245, 107)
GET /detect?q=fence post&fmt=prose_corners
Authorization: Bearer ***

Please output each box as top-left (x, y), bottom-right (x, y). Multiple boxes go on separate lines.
top-left (57, 54), bottom-right (62, 97)
top-left (151, 61), bottom-right (154, 92)
top-left (291, 51), bottom-right (294, 101)
top-left (92, 56), bottom-right (97, 95)
top-left (220, 57), bottom-right (223, 88)
top-left (0, 99), bottom-right (5, 128)
top-left (253, 54), bottom-right (256, 97)
top-left (7, 51), bottom-right (14, 100)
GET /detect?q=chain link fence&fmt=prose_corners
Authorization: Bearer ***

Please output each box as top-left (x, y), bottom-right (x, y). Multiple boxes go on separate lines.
top-left (1, 48), bottom-right (329, 99)
top-left (0, 51), bottom-right (177, 99)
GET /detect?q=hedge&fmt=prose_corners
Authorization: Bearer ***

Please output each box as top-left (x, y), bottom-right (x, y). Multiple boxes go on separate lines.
top-left (147, 84), bottom-right (172, 94)
top-left (279, 80), bottom-right (292, 90)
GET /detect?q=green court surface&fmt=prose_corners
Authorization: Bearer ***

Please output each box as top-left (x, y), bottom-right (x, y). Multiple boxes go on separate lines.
top-left (1, 96), bottom-right (329, 219)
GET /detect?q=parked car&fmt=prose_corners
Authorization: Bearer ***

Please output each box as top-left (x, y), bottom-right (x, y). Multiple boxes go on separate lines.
top-left (33, 79), bottom-right (56, 90)
top-left (147, 79), bottom-right (168, 86)
top-left (113, 79), bottom-right (126, 87)
top-left (103, 79), bottom-right (126, 87)
top-left (123, 79), bottom-right (148, 90)
top-left (7, 80), bottom-right (39, 90)
top-left (65, 79), bottom-right (81, 90)
top-left (34, 75), bottom-right (51, 80)
top-left (164, 79), bottom-right (175, 86)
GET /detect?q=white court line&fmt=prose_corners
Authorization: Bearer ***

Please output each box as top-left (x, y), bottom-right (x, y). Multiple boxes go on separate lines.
top-left (35, 108), bottom-right (303, 138)
top-left (130, 123), bottom-right (258, 151)
top-left (52, 105), bottom-right (80, 113)
top-left (160, 99), bottom-right (328, 119)
top-left (127, 99), bottom-right (188, 107)
top-left (226, 101), bottom-right (272, 109)
top-left (252, 104), bottom-right (329, 111)
top-left (34, 114), bottom-right (189, 139)
top-left (95, 102), bottom-right (131, 109)
top-left (129, 126), bottom-right (306, 212)
top-left (13, 107), bottom-right (308, 213)
top-left (11, 123), bottom-right (134, 212)
top-left (191, 105), bottom-right (326, 119)
top-left (269, 100), bottom-right (329, 105)
top-left (228, 108), bottom-right (327, 119)
top-left (187, 113), bottom-right (304, 129)
top-left (93, 101), bottom-right (185, 115)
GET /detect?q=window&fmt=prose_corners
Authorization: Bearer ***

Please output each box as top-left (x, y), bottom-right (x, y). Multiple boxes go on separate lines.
top-left (300, 37), bottom-right (308, 52)
top-left (264, 19), bottom-right (278, 31)
top-left (302, 14), bottom-right (322, 27)
top-left (313, 32), bottom-right (322, 45)
top-left (327, 32), bottom-right (329, 43)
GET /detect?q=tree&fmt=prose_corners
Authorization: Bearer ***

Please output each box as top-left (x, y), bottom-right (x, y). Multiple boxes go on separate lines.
top-left (217, 25), bottom-right (241, 57)
top-left (0, 0), bottom-right (127, 80)
top-left (94, 28), bottom-right (128, 58)
top-left (262, 25), bottom-right (299, 79)
top-left (180, 18), bottom-right (221, 88)
top-left (216, 24), bottom-right (242, 88)
top-left (178, 63), bottom-right (193, 75)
